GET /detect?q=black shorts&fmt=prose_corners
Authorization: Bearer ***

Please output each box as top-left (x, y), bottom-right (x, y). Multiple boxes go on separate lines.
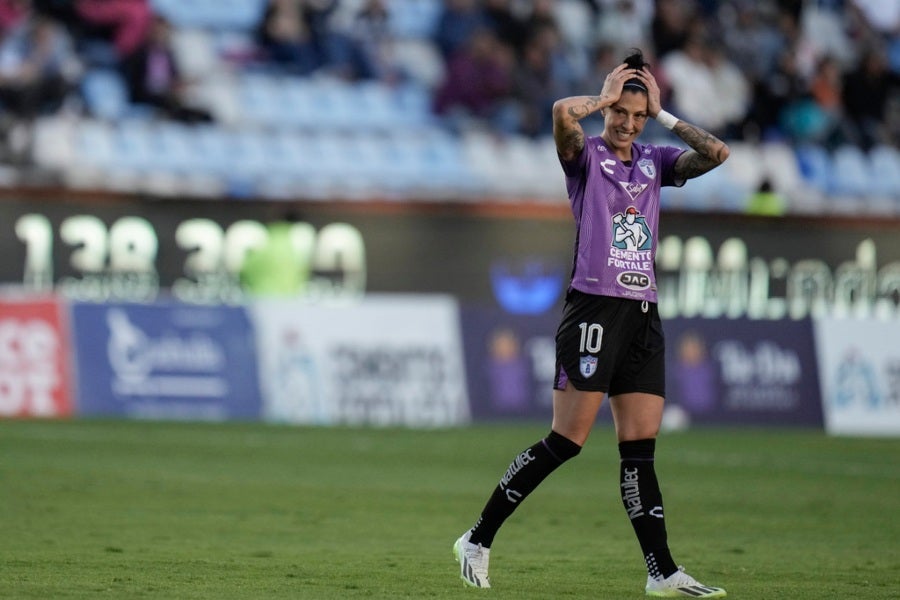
top-left (554, 290), bottom-right (665, 397)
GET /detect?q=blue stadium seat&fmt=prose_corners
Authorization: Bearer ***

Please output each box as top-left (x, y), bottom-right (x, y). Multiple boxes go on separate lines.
top-left (794, 144), bottom-right (832, 194)
top-left (387, 0), bottom-right (442, 38)
top-left (73, 120), bottom-right (117, 171)
top-left (830, 145), bottom-right (870, 197)
top-left (151, 0), bottom-right (265, 30)
top-left (869, 145), bottom-right (900, 197)
top-left (80, 69), bottom-right (130, 121)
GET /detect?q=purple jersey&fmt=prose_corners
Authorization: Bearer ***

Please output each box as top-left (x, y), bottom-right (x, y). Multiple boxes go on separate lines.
top-left (558, 136), bottom-right (685, 303)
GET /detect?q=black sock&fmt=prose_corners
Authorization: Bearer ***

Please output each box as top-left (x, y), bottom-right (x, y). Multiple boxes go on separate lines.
top-left (619, 438), bottom-right (678, 579)
top-left (469, 431), bottom-right (581, 548)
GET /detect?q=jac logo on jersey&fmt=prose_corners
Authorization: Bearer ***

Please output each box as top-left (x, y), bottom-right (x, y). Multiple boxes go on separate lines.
top-left (617, 271), bottom-right (651, 291)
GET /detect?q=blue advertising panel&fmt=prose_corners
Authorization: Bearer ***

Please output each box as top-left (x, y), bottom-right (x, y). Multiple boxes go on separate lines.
top-left (664, 318), bottom-right (823, 427)
top-left (70, 302), bottom-right (262, 420)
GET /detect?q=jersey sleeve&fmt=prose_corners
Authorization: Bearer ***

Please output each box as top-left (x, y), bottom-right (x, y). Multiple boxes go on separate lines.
top-left (658, 145), bottom-right (687, 188)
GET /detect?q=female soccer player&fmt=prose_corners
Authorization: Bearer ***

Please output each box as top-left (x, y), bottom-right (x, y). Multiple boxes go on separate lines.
top-left (454, 49), bottom-right (729, 598)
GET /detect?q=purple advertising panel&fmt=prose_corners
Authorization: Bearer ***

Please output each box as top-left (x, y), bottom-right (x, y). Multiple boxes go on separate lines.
top-left (664, 318), bottom-right (823, 427)
top-left (461, 305), bottom-right (616, 422)
top-left (69, 302), bottom-right (262, 420)
top-left (462, 304), bottom-right (823, 427)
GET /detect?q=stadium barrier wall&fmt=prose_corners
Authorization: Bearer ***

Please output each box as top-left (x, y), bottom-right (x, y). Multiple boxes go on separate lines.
top-left (3, 293), bottom-right (899, 435)
top-left (1, 193), bottom-right (899, 434)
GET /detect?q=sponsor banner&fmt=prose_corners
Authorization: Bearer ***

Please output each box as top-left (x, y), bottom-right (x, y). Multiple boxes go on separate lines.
top-left (813, 318), bottom-right (900, 436)
top-left (460, 305), bottom-right (564, 421)
top-left (461, 306), bottom-right (823, 427)
top-left (250, 295), bottom-right (469, 427)
top-left (664, 318), bottom-right (823, 426)
top-left (0, 295), bottom-right (73, 417)
top-left (69, 302), bottom-right (261, 420)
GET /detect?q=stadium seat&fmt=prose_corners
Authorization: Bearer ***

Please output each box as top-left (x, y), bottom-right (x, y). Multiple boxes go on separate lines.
top-left (869, 144), bottom-right (900, 198)
top-left (387, 0), bottom-right (442, 39)
top-left (30, 117), bottom-right (75, 170)
top-left (722, 142), bottom-right (763, 193)
top-left (760, 142), bottom-right (804, 196)
top-left (151, 0), bottom-right (265, 31)
top-left (794, 144), bottom-right (832, 194)
top-left (237, 74), bottom-right (283, 127)
top-left (170, 29), bottom-right (218, 80)
top-left (393, 39), bottom-right (446, 89)
top-left (80, 69), bottom-right (130, 121)
top-left (71, 120), bottom-right (115, 169)
top-left (830, 145), bottom-right (870, 197)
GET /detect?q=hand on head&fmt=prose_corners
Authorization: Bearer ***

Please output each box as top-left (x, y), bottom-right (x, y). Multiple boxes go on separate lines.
top-left (601, 62), bottom-right (662, 118)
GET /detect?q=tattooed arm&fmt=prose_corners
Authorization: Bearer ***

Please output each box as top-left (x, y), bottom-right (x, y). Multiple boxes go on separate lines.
top-left (552, 95), bottom-right (603, 161)
top-left (552, 63), bottom-right (638, 161)
top-left (632, 68), bottom-right (730, 180)
top-left (670, 121), bottom-right (730, 180)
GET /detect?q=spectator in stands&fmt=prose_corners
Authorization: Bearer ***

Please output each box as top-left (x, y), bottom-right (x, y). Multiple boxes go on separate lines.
top-left (343, 0), bottom-right (400, 82)
top-left (720, 2), bottom-right (785, 84)
top-left (650, 0), bottom-right (693, 59)
top-left (483, 0), bottom-right (529, 56)
top-left (122, 15), bottom-right (213, 123)
top-left (433, 27), bottom-right (517, 135)
top-left (746, 178), bottom-right (787, 216)
top-left (0, 0), bottom-right (30, 36)
top-left (511, 28), bottom-right (569, 137)
top-left (0, 8), bottom-right (79, 162)
top-left (255, 0), bottom-right (320, 75)
top-left (780, 53), bottom-right (852, 149)
top-left (433, 0), bottom-right (488, 60)
top-left (705, 41), bottom-right (750, 138)
top-left (34, 0), bottom-right (153, 62)
top-left (0, 9), bottom-right (79, 118)
top-left (843, 45), bottom-right (900, 149)
top-left (72, 0), bottom-right (152, 59)
top-left (742, 32), bottom-right (806, 141)
top-left (593, 0), bottom-right (652, 57)
top-left (662, 29), bottom-right (750, 137)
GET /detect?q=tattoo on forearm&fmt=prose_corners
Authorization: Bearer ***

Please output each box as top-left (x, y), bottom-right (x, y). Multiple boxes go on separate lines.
top-left (560, 129), bottom-right (584, 156)
top-left (567, 96), bottom-right (602, 120)
top-left (673, 121), bottom-right (728, 178)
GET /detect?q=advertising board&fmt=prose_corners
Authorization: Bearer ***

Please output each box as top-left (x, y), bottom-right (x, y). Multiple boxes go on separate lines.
top-left (0, 296), bottom-right (73, 417)
top-left (250, 295), bottom-right (469, 427)
top-left (3, 197), bottom-right (897, 320)
top-left (814, 318), bottom-right (900, 436)
top-left (69, 301), bottom-right (262, 420)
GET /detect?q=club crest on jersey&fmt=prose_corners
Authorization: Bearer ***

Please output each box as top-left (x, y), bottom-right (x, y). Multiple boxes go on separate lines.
top-left (580, 355), bottom-right (598, 378)
top-left (637, 158), bottom-right (655, 178)
top-left (619, 181), bottom-right (649, 201)
top-left (611, 207), bottom-right (653, 251)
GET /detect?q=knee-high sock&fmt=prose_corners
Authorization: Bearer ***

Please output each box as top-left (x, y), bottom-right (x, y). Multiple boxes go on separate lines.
top-left (619, 438), bottom-right (678, 579)
top-left (468, 431), bottom-right (581, 548)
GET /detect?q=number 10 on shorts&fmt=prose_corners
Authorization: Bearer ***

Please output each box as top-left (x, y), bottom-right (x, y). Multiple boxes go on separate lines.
top-left (578, 322), bottom-right (603, 353)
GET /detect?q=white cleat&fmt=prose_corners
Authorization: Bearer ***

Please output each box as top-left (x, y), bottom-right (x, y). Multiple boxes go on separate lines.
top-left (453, 531), bottom-right (491, 588)
top-left (645, 566), bottom-right (726, 597)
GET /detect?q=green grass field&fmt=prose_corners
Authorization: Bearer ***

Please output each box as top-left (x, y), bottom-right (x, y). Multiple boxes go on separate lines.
top-left (2, 419), bottom-right (898, 599)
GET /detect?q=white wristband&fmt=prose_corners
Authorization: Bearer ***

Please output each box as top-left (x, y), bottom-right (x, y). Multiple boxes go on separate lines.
top-left (656, 110), bottom-right (678, 130)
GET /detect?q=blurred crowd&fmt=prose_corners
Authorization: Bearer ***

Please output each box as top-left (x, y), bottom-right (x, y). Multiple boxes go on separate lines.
top-left (0, 0), bottom-right (896, 168)
top-left (425, 0), bottom-right (899, 148)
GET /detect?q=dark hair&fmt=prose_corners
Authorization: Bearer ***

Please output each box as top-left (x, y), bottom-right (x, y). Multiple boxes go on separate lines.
top-left (623, 48), bottom-right (649, 93)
